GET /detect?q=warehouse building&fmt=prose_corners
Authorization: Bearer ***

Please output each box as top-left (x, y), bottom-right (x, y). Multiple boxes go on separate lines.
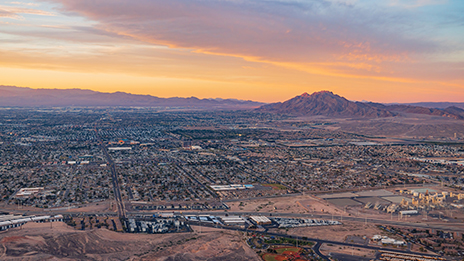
top-left (250, 216), bottom-right (272, 225)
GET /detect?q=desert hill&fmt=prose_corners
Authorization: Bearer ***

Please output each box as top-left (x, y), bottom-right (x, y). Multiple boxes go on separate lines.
top-left (258, 91), bottom-right (464, 120)
top-left (257, 91), bottom-right (394, 118)
top-left (0, 222), bottom-right (260, 260)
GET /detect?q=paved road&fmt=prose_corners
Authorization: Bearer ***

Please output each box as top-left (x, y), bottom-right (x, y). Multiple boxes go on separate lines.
top-left (179, 211), bottom-right (464, 233)
top-left (95, 128), bottom-right (126, 218)
top-left (313, 242), bottom-right (329, 261)
top-left (23, 206), bottom-right (464, 233)
top-left (187, 220), bottom-right (441, 260)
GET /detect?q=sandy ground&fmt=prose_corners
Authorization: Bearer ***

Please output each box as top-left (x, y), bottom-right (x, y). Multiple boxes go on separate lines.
top-left (269, 221), bottom-right (381, 242)
top-left (0, 222), bottom-right (260, 261)
top-left (138, 226), bottom-right (260, 261)
top-left (0, 200), bottom-right (116, 216)
top-left (320, 243), bottom-right (377, 259)
top-left (227, 194), bottom-right (341, 215)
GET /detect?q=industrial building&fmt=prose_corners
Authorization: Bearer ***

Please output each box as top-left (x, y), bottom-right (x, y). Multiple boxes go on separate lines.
top-left (14, 187), bottom-right (44, 198)
top-left (108, 147), bottom-right (132, 151)
top-left (0, 214), bottom-right (63, 231)
top-left (400, 210), bottom-right (419, 216)
top-left (250, 216), bottom-right (272, 225)
top-left (220, 216), bottom-right (247, 226)
top-left (210, 184), bottom-right (254, 191)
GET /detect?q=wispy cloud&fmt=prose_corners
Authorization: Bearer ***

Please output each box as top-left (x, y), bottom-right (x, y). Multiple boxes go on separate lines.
top-left (0, 9), bottom-right (18, 18)
top-left (42, 0), bottom-right (450, 77)
top-left (9, 2), bottom-right (40, 6)
top-left (0, 4), bottom-right (54, 20)
top-left (388, 0), bottom-right (448, 8)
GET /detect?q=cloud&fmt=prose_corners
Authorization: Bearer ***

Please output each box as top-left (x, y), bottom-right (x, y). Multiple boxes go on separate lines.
top-left (388, 0), bottom-right (448, 8)
top-left (0, 9), bottom-right (17, 18)
top-left (0, 4), bottom-right (55, 19)
top-left (2, 0), bottom-right (449, 89)
top-left (9, 2), bottom-right (40, 6)
top-left (43, 1), bottom-right (443, 71)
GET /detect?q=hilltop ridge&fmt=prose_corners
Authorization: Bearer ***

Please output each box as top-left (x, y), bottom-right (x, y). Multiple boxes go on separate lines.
top-left (0, 86), bottom-right (264, 109)
top-left (258, 91), bottom-right (464, 119)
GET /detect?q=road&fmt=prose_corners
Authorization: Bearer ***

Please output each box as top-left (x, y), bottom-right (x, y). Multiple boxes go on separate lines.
top-left (22, 205), bottom-right (464, 233)
top-left (179, 211), bottom-right (464, 233)
top-left (95, 128), bottom-right (126, 218)
top-left (187, 220), bottom-right (441, 260)
top-left (313, 242), bottom-right (329, 261)
top-left (25, 206), bottom-right (464, 233)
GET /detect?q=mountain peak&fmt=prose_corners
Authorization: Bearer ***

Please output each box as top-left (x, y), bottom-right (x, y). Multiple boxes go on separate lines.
top-left (313, 90), bottom-right (334, 95)
top-left (258, 91), bottom-right (394, 118)
top-left (300, 90), bottom-right (334, 98)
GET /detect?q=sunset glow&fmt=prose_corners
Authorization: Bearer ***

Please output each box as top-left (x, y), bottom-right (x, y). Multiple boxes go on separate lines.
top-left (1, 0), bottom-right (463, 102)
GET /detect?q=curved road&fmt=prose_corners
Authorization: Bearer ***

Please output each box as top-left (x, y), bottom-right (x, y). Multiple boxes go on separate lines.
top-left (313, 242), bottom-right (329, 261)
top-left (187, 220), bottom-right (441, 260)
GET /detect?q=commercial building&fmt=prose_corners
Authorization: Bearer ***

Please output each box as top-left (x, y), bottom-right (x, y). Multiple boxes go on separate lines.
top-left (0, 215), bottom-right (63, 231)
top-left (400, 210), bottom-right (419, 216)
top-left (14, 187), bottom-right (44, 198)
top-left (250, 216), bottom-right (272, 225)
top-left (220, 216), bottom-right (246, 226)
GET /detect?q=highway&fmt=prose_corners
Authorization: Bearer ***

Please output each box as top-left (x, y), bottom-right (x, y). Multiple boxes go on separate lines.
top-left (24, 206), bottom-right (464, 233)
top-left (178, 211), bottom-right (464, 233)
top-left (95, 128), bottom-right (126, 218)
top-left (187, 220), bottom-right (441, 260)
top-left (21, 203), bottom-right (464, 233)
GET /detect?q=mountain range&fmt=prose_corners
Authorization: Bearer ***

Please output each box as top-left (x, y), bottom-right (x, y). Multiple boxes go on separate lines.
top-left (0, 86), bottom-right (263, 109)
top-left (257, 91), bottom-right (464, 120)
top-left (1, 86), bottom-right (464, 120)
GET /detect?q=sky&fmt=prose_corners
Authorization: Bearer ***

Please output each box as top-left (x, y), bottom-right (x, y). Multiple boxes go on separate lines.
top-left (0, 0), bottom-right (463, 103)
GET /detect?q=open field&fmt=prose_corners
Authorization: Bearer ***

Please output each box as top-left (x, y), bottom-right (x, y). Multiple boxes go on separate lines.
top-left (268, 220), bottom-right (381, 242)
top-left (320, 243), bottom-right (377, 260)
top-left (326, 198), bottom-right (363, 207)
top-left (262, 253), bottom-right (287, 261)
top-left (274, 246), bottom-right (301, 254)
top-left (354, 197), bottom-right (391, 205)
top-left (228, 194), bottom-right (342, 215)
top-left (356, 190), bottom-right (395, 197)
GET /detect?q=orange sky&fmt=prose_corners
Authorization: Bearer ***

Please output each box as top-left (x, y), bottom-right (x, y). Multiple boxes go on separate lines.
top-left (0, 0), bottom-right (463, 103)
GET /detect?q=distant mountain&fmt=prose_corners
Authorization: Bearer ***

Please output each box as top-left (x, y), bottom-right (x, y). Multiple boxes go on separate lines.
top-left (257, 91), bottom-right (395, 118)
top-left (0, 86), bottom-right (264, 108)
top-left (443, 106), bottom-right (464, 119)
top-left (384, 105), bottom-right (463, 119)
top-left (258, 91), bottom-right (464, 120)
top-left (366, 103), bottom-right (463, 120)
top-left (401, 102), bottom-right (464, 109)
